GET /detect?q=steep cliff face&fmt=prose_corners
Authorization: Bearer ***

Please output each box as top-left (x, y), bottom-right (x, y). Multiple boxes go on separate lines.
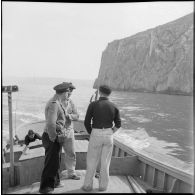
top-left (94, 13), bottom-right (193, 95)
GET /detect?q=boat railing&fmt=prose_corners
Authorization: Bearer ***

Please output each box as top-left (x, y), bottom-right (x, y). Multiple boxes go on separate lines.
top-left (113, 138), bottom-right (194, 193)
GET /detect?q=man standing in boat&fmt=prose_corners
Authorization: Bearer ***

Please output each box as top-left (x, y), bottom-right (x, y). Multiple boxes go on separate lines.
top-left (39, 82), bottom-right (70, 194)
top-left (60, 82), bottom-right (80, 180)
top-left (82, 85), bottom-right (121, 192)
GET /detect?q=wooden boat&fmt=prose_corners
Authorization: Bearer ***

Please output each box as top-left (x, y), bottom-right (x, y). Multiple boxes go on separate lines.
top-left (2, 85), bottom-right (194, 193)
top-left (3, 120), bottom-right (194, 194)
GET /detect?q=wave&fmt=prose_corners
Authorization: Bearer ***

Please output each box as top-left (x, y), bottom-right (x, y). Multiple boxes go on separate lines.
top-left (125, 114), bottom-right (152, 123)
top-left (20, 118), bottom-right (32, 124)
top-left (114, 128), bottom-right (184, 154)
top-left (153, 112), bottom-right (170, 118)
top-left (130, 116), bottom-right (152, 123)
top-left (120, 106), bottom-right (145, 111)
top-left (13, 110), bottom-right (44, 120)
top-left (166, 128), bottom-right (180, 132)
top-left (114, 128), bottom-right (150, 149)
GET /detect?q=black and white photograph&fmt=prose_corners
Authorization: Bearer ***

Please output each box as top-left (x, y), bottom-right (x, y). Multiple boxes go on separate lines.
top-left (2, 1), bottom-right (194, 193)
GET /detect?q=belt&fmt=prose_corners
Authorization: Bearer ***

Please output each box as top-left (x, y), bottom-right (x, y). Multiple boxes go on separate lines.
top-left (93, 126), bottom-right (112, 129)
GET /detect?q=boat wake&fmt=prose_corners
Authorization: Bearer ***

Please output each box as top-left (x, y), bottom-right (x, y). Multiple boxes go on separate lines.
top-left (114, 127), bottom-right (184, 155)
top-left (114, 128), bottom-right (150, 150)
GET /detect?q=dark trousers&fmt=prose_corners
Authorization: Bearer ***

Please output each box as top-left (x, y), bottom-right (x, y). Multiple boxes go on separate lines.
top-left (39, 132), bottom-right (62, 190)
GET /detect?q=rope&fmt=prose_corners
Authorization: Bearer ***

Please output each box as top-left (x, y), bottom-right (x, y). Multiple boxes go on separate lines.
top-left (90, 90), bottom-right (99, 103)
top-left (14, 91), bottom-right (19, 138)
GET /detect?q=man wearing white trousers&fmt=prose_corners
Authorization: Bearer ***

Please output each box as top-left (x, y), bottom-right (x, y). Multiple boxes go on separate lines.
top-left (82, 85), bottom-right (121, 192)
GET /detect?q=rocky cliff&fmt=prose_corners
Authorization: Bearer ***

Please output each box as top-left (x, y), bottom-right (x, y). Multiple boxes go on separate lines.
top-left (94, 13), bottom-right (193, 95)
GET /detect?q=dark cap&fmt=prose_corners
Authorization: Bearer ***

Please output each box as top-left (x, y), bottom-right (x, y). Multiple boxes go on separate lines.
top-left (99, 85), bottom-right (111, 95)
top-left (69, 82), bottom-right (76, 90)
top-left (53, 82), bottom-right (70, 93)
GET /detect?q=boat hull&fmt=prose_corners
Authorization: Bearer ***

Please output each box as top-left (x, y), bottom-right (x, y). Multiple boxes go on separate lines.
top-left (3, 120), bottom-right (194, 193)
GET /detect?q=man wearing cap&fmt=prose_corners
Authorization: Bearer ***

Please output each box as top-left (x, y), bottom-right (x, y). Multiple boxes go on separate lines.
top-left (82, 85), bottom-right (121, 192)
top-left (61, 82), bottom-right (80, 180)
top-left (39, 82), bottom-right (70, 194)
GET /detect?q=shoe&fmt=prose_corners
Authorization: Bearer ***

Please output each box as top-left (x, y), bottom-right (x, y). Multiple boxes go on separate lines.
top-left (55, 182), bottom-right (64, 188)
top-left (68, 174), bottom-right (80, 180)
top-left (81, 186), bottom-right (93, 192)
top-left (39, 187), bottom-right (54, 194)
top-left (99, 187), bottom-right (107, 191)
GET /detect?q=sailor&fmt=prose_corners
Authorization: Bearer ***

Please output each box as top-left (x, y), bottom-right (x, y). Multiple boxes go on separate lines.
top-left (60, 82), bottom-right (80, 180)
top-left (39, 82), bottom-right (70, 194)
top-left (22, 129), bottom-right (42, 155)
top-left (82, 85), bottom-right (121, 192)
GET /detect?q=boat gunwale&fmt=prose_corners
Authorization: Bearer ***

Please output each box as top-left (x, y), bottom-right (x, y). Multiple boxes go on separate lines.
top-left (114, 139), bottom-right (193, 185)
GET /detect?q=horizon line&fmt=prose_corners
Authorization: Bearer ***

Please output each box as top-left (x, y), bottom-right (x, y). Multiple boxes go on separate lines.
top-left (2, 75), bottom-right (97, 81)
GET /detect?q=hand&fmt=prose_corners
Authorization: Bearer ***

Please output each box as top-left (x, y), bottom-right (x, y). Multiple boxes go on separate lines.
top-left (57, 134), bottom-right (66, 144)
top-left (66, 114), bottom-right (70, 120)
top-left (112, 127), bottom-right (118, 133)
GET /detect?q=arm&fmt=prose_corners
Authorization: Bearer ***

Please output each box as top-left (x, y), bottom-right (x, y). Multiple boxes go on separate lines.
top-left (22, 136), bottom-right (30, 155)
top-left (22, 145), bottom-right (29, 155)
top-left (113, 107), bottom-right (121, 133)
top-left (67, 99), bottom-right (79, 121)
top-left (35, 133), bottom-right (42, 140)
top-left (84, 103), bottom-right (93, 134)
top-left (56, 121), bottom-right (64, 133)
top-left (46, 103), bottom-right (58, 142)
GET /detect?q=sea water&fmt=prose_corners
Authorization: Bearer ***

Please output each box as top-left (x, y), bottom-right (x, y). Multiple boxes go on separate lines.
top-left (2, 76), bottom-right (193, 170)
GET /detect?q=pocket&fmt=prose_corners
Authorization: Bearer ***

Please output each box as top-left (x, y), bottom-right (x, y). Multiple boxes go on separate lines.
top-left (104, 135), bottom-right (113, 146)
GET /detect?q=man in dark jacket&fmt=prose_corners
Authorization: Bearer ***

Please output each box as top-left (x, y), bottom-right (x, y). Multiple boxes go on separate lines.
top-left (82, 85), bottom-right (121, 192)
top-left (39, 82), bottom-right (70, 194)
top-left (22, 130), bottom-right (42, 155)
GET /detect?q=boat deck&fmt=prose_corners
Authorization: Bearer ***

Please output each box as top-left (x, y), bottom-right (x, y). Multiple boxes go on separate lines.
top-left (19, 139), bottom-right (89, 161)
top-left (7, 170), bottom-right (137, 194)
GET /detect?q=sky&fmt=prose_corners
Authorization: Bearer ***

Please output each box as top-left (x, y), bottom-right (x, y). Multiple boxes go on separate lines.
top-left (2, 1), bottom-right (194, 80)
